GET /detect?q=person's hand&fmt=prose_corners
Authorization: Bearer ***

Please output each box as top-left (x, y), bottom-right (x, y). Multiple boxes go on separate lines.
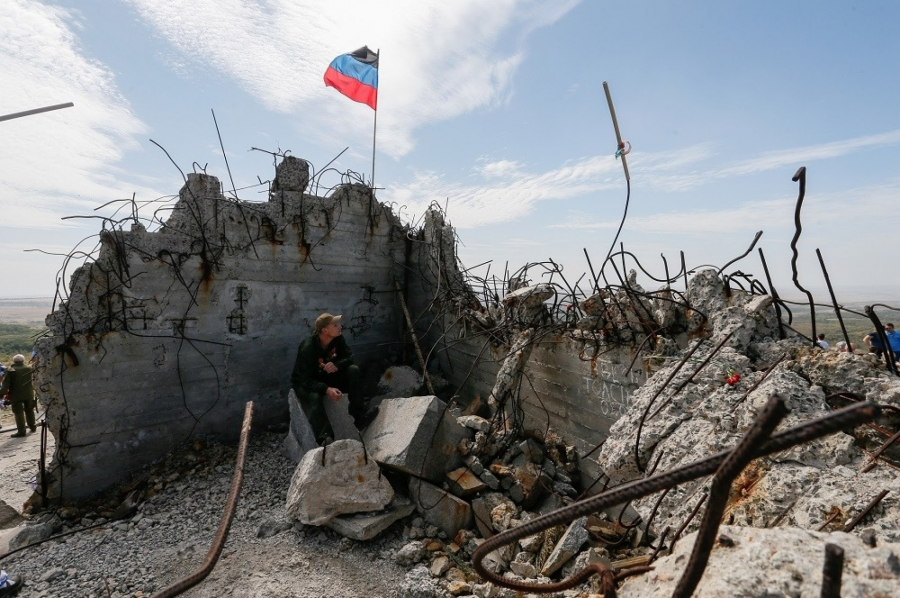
top-left (326, 387), bottom-right (343, 401)
top-left (322, 362), bottom-right (338, 374)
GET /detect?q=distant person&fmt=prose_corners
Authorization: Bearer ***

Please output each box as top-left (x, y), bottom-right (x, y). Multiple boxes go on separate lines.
top-left (0, 354), bottom-right (36, 438)
top-left (864, 323), bottom-right (900, 363)
top-left (816, 333), bottom-right (829, 351)
top-left (291, 313), bottom-right (365, 445)
top-left (835, 341), bottom-right (856, 353)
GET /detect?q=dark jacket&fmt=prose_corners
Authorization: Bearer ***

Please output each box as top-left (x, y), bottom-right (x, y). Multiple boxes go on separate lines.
top-left (0, 363), bottom-right (34, 403)
top-left (291, 334), bottom-right (354, 396)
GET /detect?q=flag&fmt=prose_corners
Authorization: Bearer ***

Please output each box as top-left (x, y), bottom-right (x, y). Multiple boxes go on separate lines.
top-left (324, 46), bottom-right (378, 110)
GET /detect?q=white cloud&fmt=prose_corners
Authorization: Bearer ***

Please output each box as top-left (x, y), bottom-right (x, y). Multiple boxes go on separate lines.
top-left (124, 0), bottom-right (578, 158)
top-left (551, 182), bottom-right (900, 235)
top-left (0, 0), bottom-right (156, 229)
top-left (715, 130), bottom-right (900, 178)
top-left (475, 159), bottom-right (524, 179)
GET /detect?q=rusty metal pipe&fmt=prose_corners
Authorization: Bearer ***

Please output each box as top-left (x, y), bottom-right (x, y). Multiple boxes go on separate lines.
top-left (150, 401), bottom-right (254, 598)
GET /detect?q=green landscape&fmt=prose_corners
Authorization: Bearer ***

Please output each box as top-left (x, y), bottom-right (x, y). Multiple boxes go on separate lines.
top-left (781, 300), bottom-right (898, 347)
top-left (0, 323), bottom-right (47, 365)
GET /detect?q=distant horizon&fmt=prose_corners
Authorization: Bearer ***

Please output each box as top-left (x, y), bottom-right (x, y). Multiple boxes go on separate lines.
top-left (1, 283), bottom-right (896, 307)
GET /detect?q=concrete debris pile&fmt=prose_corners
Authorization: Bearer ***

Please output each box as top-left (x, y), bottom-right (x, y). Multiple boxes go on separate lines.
top-left (375, 268), bottom-right (900, 596)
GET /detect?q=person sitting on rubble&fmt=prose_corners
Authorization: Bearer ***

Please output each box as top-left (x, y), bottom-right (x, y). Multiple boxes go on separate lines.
top-left (291, 313), bottom-right (365, 445)
top-left (864, 323), bottom-right (900, 363)
top-left (816, 333), bottom-right (829, 351)
top-left (835, 340), bottom-right (856, 353)
top-left (0, 354), bottom-right (36, 438)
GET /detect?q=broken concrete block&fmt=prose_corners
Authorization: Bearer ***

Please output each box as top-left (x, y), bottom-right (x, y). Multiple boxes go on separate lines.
top-left (480, 470), bottom-right (500, 490)
top-left (322, 393), bottom-right (359, 441)
top-left (285, 439), bottom-right (393, 526)
top-left (363, 395), bottom-right (468, 483)
top-left (512, 461), bottom-right (551, 509)
top-left (519, 438), bottom-right (544, 464)
top-left (272, 155), bottom-right (309, 193)
top-left (540, 516), bottom-right (589, 576)
top-left (282, 389), bottom-right (319, 464)
top-left (409, 478), bottom-right (473, 538)
top-left (9, 520), bottom-right (55, 551)
top-left (430, 555), bottom-right (451, 577)
top-left (377, 365), bottom-right (422, 397)
top-left (471, 493), bottom-right (512, 538)
top-left (446, 467), bottom-right (487, 498)
top-left (457, 415), bottom-right (490, 433)
top-left (509, 561), bottom-right (537, 578)
top-left (326, 495), bottom-right (415, 541)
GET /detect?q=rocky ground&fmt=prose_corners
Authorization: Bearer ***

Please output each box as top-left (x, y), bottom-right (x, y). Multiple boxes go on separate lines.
top-left (1, 432), bottom-right (417, 598)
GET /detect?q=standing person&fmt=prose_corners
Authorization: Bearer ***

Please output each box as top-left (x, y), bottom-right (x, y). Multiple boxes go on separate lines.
top-left (816, 333), bottom-right (829, 351)
top-left (0, 354), bottom-right (36, 438)
top-left (291, 313), bottom-right (365, 445)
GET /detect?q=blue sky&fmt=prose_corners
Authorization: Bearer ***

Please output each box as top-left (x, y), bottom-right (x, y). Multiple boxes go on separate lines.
top-left (2, 0), bottom-right (898, 302)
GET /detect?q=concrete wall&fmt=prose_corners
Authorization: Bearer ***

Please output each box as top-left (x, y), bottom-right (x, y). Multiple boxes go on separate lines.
top-left (35, 163), bottom-right (409, 499)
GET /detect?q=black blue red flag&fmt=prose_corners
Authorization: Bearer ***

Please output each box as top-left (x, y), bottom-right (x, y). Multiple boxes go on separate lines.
top-left (324, 46), bottom-right (378, 110)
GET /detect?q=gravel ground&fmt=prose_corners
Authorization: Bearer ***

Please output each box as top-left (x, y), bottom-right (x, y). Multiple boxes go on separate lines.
top-left (2, 431), bottom-right (418, 598)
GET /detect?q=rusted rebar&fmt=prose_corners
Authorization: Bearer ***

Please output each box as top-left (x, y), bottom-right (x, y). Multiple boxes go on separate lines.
top-left (842, 489), bottom-right (889, 533)
top-left (815, 510), bottom-right (841, 532)
top-left (667, 491), bottom-right (708, 556)
top-left (633, 338), bottom-right (707, 472)
top-left (470, 401), bottom-right (879, 593)
top-left (789, 166), bottom-right (818, 348)
top-left (671, 396), bottom-right (788, 598)
top-left (150, 401), bottom-right (254, 598)
top-left (820, 543), bottom-right (844, 598)
top-left (861, 428), bottom-right (900, 473)
top-left (648, 328), bottom-right (738, 421)
top-left (815, 248), bottom-right (853, 353)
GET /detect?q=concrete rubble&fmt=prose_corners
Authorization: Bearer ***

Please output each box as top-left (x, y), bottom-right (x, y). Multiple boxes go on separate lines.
top-left (285, 439), bottom-right (393, 526)
top-left (11, 152), bottom-right (900, 597)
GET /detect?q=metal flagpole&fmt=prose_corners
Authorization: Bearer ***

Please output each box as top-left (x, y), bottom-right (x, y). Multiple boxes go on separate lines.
top-left (371, 49), bottom-right (380, 194)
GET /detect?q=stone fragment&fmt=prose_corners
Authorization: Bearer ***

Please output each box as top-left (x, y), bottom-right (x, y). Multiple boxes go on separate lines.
top-left (326, 495), bottom-right (415, 541)
top-left (322, 393), bottom-right (359, 440)
top-left (430, 555), bottom-right (451, 577)
top-left (490, 498), bottom-right (517, 532)
top-left (519, 438), bottom-right (544, 464)
top-left (446, 580), bottom-right (471, 595)
top-left (410, 478), bottom-right (474, 538)
top-left (272, 155), bottom-right (309, 192)
top-left (471, 493), bottom-right (511, 538)
top-left (9, 520), bottom-right (55, 551)
top-left (519, 531), bottom-right (543, 553)
top-left (464, 454), bottom-right (485, 476)
top-left (480, 470), bottom-right (500, 490)
top-left (377, 365), bottom-right (423, 397)
top-left (0, 499), bottom-right (24, 530)
top-left (509, 561), bottom-right (537, 578)
top-left (512, 461), bottom-right (551, 508)
top-left (540, 517), bottom-right (589, 576)
top-left (446, 467), bottom-right (488, 498)
top-left (457, 415), bottom-right (490, 433)
top-left (281, 389), bottom-right (319, 463)
top-left (363, 396), bottom-right (468, 482)
top-left (395, 541), bottom-right (428, 566)
top-left (285, 439), bottom-right (393, 525)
